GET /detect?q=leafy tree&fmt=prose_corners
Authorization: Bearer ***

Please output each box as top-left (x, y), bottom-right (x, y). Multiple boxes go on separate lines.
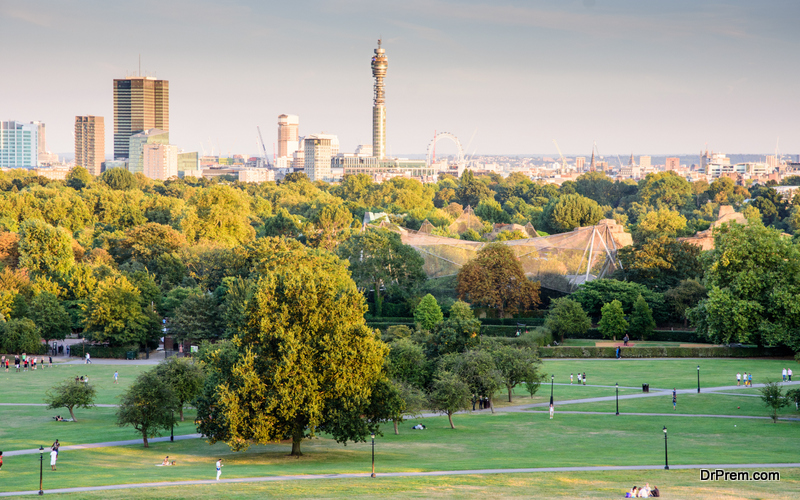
top-left (189, 184), bottom-right (255, 246)
top-left (261, 207), bottom-right (304, 239)
top-left (307, 204), bottom-right (353, 250)
top-left (456, 243), bottom-right (540, 318)
top-left (491, 344), bottom-right (543, 402)
top-left (446, 349), bottom-right (503, 413)
top-left (116, 223), bottom-right (186, 265)
top-left (155, 357), bottom-right (205, 421)
top-left (634, 208), bottom-right (687, 241)
top-left (786, 388), bottom-right (800, 412)
top-left (571, 279), bottom-right (667, 324)
top-left (101, 167), bottom-right (137, 190)
top-left (337, 228), bottom-right (426, 317)
top-left (598, 300), bottom-right (627, 340)
top-left (45, 379), bottom-right (97, 422)
top-left (414, 294), bottom-right (444, 330)
top-left (196, 238), bottom-right (388, 456)
top-left (690, 222), bottom-right (800, 349)
top-left (29, 292), bottom-right (71, 342)
top-left (387, 338), bottom-right (429, 388)
top-left (637, 171), bottom-right (692, 210)
top-left (616, 236), bottom-right (703, 290)
top-left (169, 292), bottom-right (223, 343)
top-left (82, 275), bottom-right (149, 346)
top-left (575, 171), bottom-right (616, 207)
top-left (759, 381), bottom-right (789, 423)
top-left (544, 297), bottom-right (592, 343)
top-left (0, 318), bottom-right (42, 354)
top-left (17, 219), bottom-right (75, 278)
top-left (541, 194), bottom-right (603, 233)
top-left (66, 165), bottom-right (92, 190)
top-left (475, 198), bottom-right (511, 224)
top-left (664, 279), bottom-right (707, 326)
top-left (455, 170), bottom-right (492, 207)
top-left (429, 371), bottom-right (471, 429)
top-left (391, 380), bottom-right (429, 434)
top-left (363, 378), bottom-right (407, 436)
top-left (429, 300), bottom-right (481, 356)
top-left (117, 369), bottom-right (179, 447)
top-left (628, 295), bottom-right (655, 340)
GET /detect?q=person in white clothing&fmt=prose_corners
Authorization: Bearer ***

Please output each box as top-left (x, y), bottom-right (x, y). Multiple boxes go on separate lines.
top-left (736, 372), bottom-right (741, 386)
top-left (577, 373), bottom-right (582, 385)
top-left (783, 368), bottom-right (788, 382)
top-left (50, 450), bottom-right (58, 471)
top-left (549, 403), bottom-right (554, 419)
top-left (85, 353), bottom-right (91, 364)
top-left (788, 368), bottom-right (793, 381)
top-left (216, 459), bottom-right (223, 480)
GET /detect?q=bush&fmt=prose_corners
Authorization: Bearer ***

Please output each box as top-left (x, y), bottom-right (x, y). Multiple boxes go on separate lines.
top-left (70, 342), bottom-right (139, 359)
top-left (538, 346), bottom-right (791, 358)
top-left (564, 329), bottom-right (701, 343)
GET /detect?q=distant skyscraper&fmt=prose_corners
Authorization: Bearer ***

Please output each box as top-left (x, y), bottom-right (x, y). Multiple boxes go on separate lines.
top-left (575, 157), bottom-right (585, 171)
top-left (665, 157), bottom-right (680, 170)
top-left (371, 40), bottom-right (388, 159)
top-left (30, 121), bottom-right (46, 156)
top-left (113, 77), bottom-right (169, 159)
top-left (142, 143), bottom-right (178, 180)
top-left (128, 129), bottom-right (169, 174)
top-left (277, 114), bottom-right (299, 158)
top-left (304, 134), bottom-right (337, 182)
top-left (639, 156), bottom-right (652, 169)
top-left (75, 116), bottom-right (105, 176)
top-left (0, 121), bottom-right (38, 167)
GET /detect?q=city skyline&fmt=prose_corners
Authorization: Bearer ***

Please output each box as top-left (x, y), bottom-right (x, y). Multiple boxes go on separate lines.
top-left (2, 0), bottom-right (799, 158)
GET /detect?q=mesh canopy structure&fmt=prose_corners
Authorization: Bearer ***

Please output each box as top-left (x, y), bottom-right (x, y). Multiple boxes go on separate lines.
top-left (395, 219), bottom-right (631, 293)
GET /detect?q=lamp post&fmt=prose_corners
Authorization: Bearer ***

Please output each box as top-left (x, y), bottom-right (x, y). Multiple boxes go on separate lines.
top-left (38, 446), bottom-right (44, 495)
top-left (697, 365), bottom-right (700, 393)
top-left (663, 426), bottom-right (669, 470)
top-left (550, 374), bottom-right (554, 406)
top-left (370, 433), bottom-right (376, 478)
top-left (615, 383), bottom-right (619, 415)
top-left (170, 409), bottom-right (174, 442)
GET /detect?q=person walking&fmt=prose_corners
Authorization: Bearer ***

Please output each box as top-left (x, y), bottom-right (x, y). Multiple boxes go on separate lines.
top-left (582, 372), bottom-right (587, 385)
top-left (52, 440), bottom-right (60, 457)
top-left (616, 346), bottom-right (621, 359)
top-left (672, 388), bottom-right (677, 410)
top-left (789, 368), bottom-right (793, 381)
top-left (50, 449), bottom-right (58, 471)
top-left (14, 356), bottom-right (20, 373)
top-left (577, 372), bottom-right (582, 385)
top-left (216, 459), bottom-right (223, 480)
top-left (570, 373), bottom-right (574, 384)
top-left (783, 368), bottom-right (788, 382)
top-left (549, 403), bottom-right (554, 419)
top-left (85, 353), bottom-right (91, 364)
top-left (114, 371), bottom-right (119, 384)
top-left (736, 372), bottom-right (741, 386)
top-left (748, 373), bottom-right (753, 386)
top-left (623, 334), bottom-right (629, 346)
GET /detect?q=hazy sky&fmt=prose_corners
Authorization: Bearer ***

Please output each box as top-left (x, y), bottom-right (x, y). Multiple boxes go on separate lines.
top-left (2, 0), bottom-right (799, 158)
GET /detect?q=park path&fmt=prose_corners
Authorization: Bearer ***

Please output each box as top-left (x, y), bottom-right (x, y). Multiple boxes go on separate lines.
top-left (1, 462), bottom-right (799, 497)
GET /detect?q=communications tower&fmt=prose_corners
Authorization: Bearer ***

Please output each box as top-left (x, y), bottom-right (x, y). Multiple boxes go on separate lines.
top-left (371, 39), bottom-right (388, 159)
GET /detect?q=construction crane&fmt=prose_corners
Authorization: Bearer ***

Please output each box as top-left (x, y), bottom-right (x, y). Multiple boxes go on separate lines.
top-left (552, 139), bottom-right (568, 170)
top-left (256, 126), bottom-right (271, 168)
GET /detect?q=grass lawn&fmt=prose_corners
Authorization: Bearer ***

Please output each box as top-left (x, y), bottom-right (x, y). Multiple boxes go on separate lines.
top-left (35, 470), bottom-right (800, 500)
top-left (0, 363), bottom-right (153, 405)
top-left (2, 411), bottom-right (799, 493)
top-left (549, 391), bottom-right (800, 419)
top-left (541, 358), bottom-right (797, 390)
top-left (489, 383), bottom-right (640, 409)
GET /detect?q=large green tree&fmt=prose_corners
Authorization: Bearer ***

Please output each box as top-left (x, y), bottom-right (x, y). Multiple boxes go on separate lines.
top-left (571, 279), bottom-right (667, 324)
top-left (117, 369), bottom-right (179, 447)
top-left (337, 228), bottom-right (426, 317)
top-left (456, 243), bottom-right (540, 318)
top-left (628, 295), bottom-right (656, 340)
top-left (544, 297), bottom-right (592, 343)
top-left (29, 291), bottom-right (71, 342)
top-left (598, 299), bottom-right (628, 340)
top-left (17, 219), bottom-right (75, 278)
top-left (414, 294), bottom-right (444, 330)
top-left (616, 236), bottom-right (703, 290)
top-left (541, 194), bottom-right (604, 233)
top-left (455, 170), bottom-right (492, 207)
top-left (429, 371), bottom-right (472, 429)
top-left (45, 379), bottom-right (97, 422)
top-left (490, 344), bottom-right (543, 402)
top-left (0, 318), bottom-right (42, 354)
top-left (689, 222), bottom-right (800, 349)
top-left (196, 238), bottom-right (388, 456)
top-left (155, 357), bottom-right (205, 421)
top-left (81, 275), bottom-right (149, 346)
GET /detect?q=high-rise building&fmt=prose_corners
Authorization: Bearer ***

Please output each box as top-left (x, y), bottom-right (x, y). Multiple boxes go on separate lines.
top-left (142, 143), bottom-right (178, 180)
top-left (304, 134), bottom-right (337, 182)
top-left (665, 157), bottom-right (680, 170)
top-left (0, 121), bottom-right (38, 167)
top-left (75, 116), bottom-right (105, 175)
top-left (575, 157), bottom-right (585, 171)
top-left (277, 114), bottom-right (299, 158)
top-left (371, 40), bottom-right (388, 159)
top-left (113, 77), bottom-right (169, 159)
top-left (128, 129), bottom-right (169, 174)
top-left (639, 156), bottom-right (652, 170)
top-left (30, 121), bottom-right (46, 156)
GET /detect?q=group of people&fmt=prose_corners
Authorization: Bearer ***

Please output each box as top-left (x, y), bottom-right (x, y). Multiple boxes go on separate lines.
top-left (736, 372), bottom-right (753, 386)
top-left (471, 394), bottom-right (492, 410)
top-left (570, 372), bottom-right (588, 385)
top-left (74, 375), bottom-right (90, 384)
top-left (50, 440), bottom-right (60, 471)
top-left (160, 456), bottom-right (176, 466)
top-left (627, 483), bottom-right (659, 497)
top-left (2, 354), bottom-right (53, 372)
top-left (782, 368), bottom-right (793, 382)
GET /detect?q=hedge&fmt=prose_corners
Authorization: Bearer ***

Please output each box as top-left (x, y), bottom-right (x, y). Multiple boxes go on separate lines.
top-left (69, 343), bottom-right (140, 359)
top-left (538, 346), bottom-right (792, 358)
top-left (566, 329), bottom-right (701, 343)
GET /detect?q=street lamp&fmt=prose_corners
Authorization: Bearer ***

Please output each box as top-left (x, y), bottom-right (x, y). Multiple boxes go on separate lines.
top-left (170, 409), bottom-right (174, 442)
top-left (615, 383), bottom-right (619, 416)
top-left (38, 446), bottom-right (44, 495)
top-left (697, 365), bottom-right (701, 393)
top-left (663, 426), bottom-right (669, 470)
top-left (550, 374), bottom-right (554, 406)
top-left (370, 433), bottom-right (376, 478)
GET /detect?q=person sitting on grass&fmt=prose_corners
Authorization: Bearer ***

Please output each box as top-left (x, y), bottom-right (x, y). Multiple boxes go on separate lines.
top-left (162, 456), bottom-right (171, 466)
top-left (627, 486), bottom-right (638, 498)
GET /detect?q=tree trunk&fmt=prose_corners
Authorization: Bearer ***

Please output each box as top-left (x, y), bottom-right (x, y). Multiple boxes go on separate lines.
top-left (447, 412), bottom-right (455, 429)
top-left (291, 427), bottom-right (303, 456)
top-left (374, 282), bottom-right (383, 317)
top-left (393, 419), bottom-right (399, 435)
top-left (180, 406), bottom-right (184, 422)
top-left (489, 396), bottom-right (495, 413)
top-left (142, 430), bottom-right (149, 448)
top-left (507, 385), bottom-right (513, 403)
top-left (67, 406), bottom-right (77, 422)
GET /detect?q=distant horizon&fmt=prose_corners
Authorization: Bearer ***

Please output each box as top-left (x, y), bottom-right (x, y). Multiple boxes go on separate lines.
top-left (4, 1), bottom-right (798, 157)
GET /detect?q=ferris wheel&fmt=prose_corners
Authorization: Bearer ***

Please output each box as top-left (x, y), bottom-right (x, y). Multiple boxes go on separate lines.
top-left (426, 132), bottom-right (464, 166)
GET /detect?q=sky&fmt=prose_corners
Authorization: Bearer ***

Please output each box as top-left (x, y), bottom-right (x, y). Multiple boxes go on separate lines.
top-left (2, 0), bottom-right (799, 158)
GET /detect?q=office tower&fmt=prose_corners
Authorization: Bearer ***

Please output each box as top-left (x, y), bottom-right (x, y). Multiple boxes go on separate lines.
top-left (304, 134), bottom-right (337, 182)
top-left (128, 129), bottom-right (169, 174)
top-left (575, 157), bottom-right (585, 171)
top-left (639, 156), bottom-right (651, 169)
top-left (142, 143), bottom-right (178, 180)
top-left (665, 157), bottom-right (679, 170)
top-left (0, 121), bottom-right (38, 167)
top-left (113, 77), bottom-right (169, 159)
top-left (277, 114), bottom-right (299, 158)
top-left (371, 40), bottom-right (388, 159)
top-left (75, 116), bottom-right (105, 175)
top-left (30, 121), bottom-right (46, 155)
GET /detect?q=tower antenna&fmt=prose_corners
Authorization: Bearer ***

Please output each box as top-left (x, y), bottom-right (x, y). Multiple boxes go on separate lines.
top-left (138, 54), bottom-right (141, 77)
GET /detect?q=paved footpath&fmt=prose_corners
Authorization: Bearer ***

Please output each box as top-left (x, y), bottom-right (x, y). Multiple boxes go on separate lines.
top-left (1, 463), bottom-right (799, 497)
top-left (4, 434), bottom-right (203, 457)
